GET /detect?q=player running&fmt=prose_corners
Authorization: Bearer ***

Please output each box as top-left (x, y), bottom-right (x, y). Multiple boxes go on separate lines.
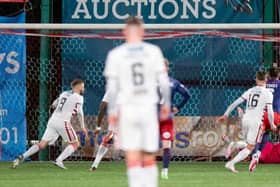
top-left (90, 90), bottom-right (117, 171)
top-left (12, 79), bottom-right (88, 169)
top-left (217, 71), bottom-right (276, 173)
top-left (160, 58), bottom-right (190, 179)
top-left (222, 69), bottom-right (280, 167)
top-left (104, 16), bottom-right (170, 187)
top-left (249, 67), bottom-right (280, 171)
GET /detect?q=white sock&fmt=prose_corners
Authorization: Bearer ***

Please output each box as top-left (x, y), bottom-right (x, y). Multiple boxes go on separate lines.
top-left (23, 144), bottom-right (40, 159)
top-left (162, 168), bottom-right (168, 175)
top-left (256, 150), bottom-right (261, 157)
top-left (227, 142), bottom-right (235, 151)
top-left (231, 148), bottom-right (251, 165)
top-left (235, 141), bottom-right (247, 149)
top-left (56, 145), bottom-right (75, 162)
top-left (143, 165), bottom-right (158, 187)
top-left (253, 150), bottom-right (261, 159)
top-left (92, 144), bottom-right (108, 168)
top-left (127, 166), bottom-right (143, 187)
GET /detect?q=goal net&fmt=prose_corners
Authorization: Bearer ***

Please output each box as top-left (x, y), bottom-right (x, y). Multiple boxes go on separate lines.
top-left (0, 24), bottom-right (279, 161)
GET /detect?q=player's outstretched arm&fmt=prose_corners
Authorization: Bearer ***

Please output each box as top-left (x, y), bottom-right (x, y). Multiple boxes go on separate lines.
top-left (174, 81), bottom-right (191, 112)
top-left (158, 72), bottom-right (171, 120)
top-left (51, 97), bottom-right (59, 108)
top-left (106, 78), bottom-right (119, 125)
top-left (267, 93), bottom-right (276, 131)
top-left (267, 104), bottom-right (276, 131)
top-left (104, 51), bottom-right (119, 125)
top-left (217, 97), bottom-right (245, 123)
top-left (48, 97), bottom-right (59, 115)
top-left (77, 101), bottom-right (88, 138)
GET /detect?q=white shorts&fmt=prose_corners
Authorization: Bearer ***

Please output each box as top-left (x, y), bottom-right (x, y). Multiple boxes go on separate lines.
top-left (41, 116), bottom-right (78, 144)
top-left (242, 117), bottom-right (262, 145)
top-left (118, 104), bottom-right (159, 153)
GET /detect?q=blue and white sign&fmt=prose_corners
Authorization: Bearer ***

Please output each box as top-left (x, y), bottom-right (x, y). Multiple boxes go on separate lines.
top-left (63, 0), bottom-right (263, 23)
top-left (0, 13), bottom-right (26, 161)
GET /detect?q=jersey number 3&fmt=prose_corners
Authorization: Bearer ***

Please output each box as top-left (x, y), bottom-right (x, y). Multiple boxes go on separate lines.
top-left (248, 94), bottom-right (260, 108)
top-left (132, 63), bottom-right (144, 86)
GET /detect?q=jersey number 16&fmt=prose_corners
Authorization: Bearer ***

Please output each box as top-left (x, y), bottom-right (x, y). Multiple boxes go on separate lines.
top-left (248, 94), bottom-right (260, 108)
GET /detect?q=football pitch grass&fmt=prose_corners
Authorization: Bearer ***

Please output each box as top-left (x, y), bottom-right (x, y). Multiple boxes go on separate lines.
top-left (0, 162), bottom-right (279, 187)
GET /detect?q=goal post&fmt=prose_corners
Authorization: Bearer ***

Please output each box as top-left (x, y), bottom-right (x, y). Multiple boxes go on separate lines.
top-left (0, 23), bottom-right (280, 30)
top-left (38, 0), bottom-right (51, 161)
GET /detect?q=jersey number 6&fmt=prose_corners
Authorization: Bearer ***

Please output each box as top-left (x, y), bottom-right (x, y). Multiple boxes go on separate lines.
top-left (132, 63), bottom-right (144, 86)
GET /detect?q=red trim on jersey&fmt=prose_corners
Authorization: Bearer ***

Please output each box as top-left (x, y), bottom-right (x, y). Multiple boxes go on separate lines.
top-left (255, 125), bottom-right (263, 144)
top-left (143, 159), bottom-right (156, 167)
top-left (254, 109), bottom-right (267, 144)
top-left (102, 131), bottom-right (114, 147)
top-left (0, 0), bottom-right (27, 2)
top-left (126, 160), bottom-right (142, 168)
top-left (69, 126), bottom-right (76, 141)
top-left (72, 110), bottom-right (77, 116)
top-left (65, 122), bottom-right (72, 141)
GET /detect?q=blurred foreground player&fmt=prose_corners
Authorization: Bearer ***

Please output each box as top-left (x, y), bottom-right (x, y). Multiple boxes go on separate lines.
top-left (104, 16), bottom-right (170, 187)
top-left (217, 71), bottom-right (276, 173)
top-left (90, 90), bottom-right (118, 170)
top-left (160, 59), bottom-right (190, 179)
top-left (13, 79), bottom-right (88, 169)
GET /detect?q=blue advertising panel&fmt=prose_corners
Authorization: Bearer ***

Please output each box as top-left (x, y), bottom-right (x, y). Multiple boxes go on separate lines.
top-left (61, 1), bottom-right (263, 116)
top-left (0, 13), bottom-right (26, 160)
top-left (63, 0), bottom-right (262, 23)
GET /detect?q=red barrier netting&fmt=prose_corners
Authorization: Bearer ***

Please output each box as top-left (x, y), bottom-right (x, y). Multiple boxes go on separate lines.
top-left (0, 29), bottom-right (279, 42)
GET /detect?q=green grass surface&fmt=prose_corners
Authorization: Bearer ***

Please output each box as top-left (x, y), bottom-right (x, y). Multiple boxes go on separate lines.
top-left (0, 161), bottom-right (279, 187)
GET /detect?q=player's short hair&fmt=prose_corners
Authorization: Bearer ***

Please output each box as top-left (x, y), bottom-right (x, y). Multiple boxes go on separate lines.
top-left (71, 79), bottom-right (84, 88)
top-left (268, 67), bottom-right (279, 78)
top-left (256, 71), bottom-right (266, 81)
top-left (125, 16), bottom-right (143, 26)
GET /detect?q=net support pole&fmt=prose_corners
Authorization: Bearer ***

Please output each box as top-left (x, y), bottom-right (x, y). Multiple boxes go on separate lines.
top-left (38, 0), bottom-right (51, 161)
top-left (264, 0), bottom-right (274, 67)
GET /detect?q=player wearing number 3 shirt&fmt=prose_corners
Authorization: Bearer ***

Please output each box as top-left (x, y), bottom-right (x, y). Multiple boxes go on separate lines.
top-left (12, 79), bottom-right (88, 170)
top-left (217, 71), bottom-right (276, 173)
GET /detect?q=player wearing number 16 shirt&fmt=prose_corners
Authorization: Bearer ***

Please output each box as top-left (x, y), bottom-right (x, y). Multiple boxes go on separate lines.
top-left (12, 79), bottom-right (88, 169)
top-left (104, 17), bottom-right (170, 187)
top-left (217, 71), bottom-right (276, 173)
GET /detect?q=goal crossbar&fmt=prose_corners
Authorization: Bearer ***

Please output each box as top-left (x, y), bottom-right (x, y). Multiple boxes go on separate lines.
top-left (0, 23), bottom-right (279, 30)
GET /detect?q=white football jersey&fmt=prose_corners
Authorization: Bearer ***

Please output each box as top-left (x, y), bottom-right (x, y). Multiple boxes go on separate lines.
top-left (52, 91), bottom-right (84, 122)
top-left (104, 42), bottom-right (165, 105)
top-left (242, 86), bottom-right (273, 123)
